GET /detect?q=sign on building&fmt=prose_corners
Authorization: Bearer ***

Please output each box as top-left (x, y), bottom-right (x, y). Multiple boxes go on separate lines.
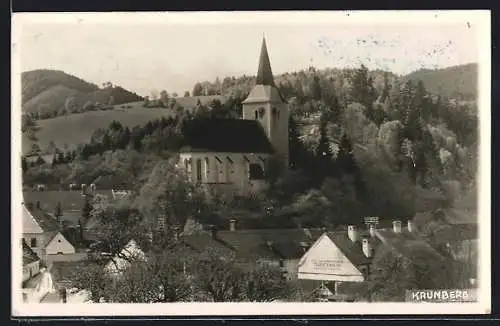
top-left (297, 234), bottom-right (364, 282)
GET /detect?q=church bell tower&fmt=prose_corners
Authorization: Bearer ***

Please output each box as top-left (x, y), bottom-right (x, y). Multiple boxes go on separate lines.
top-left (242, 37), bottom-right (289, 167)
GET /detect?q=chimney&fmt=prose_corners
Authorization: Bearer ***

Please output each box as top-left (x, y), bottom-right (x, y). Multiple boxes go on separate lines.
top-left (393, 220), bottom-right (402, 234)
top-left (369, 224), bottom-right (376, 237)
top-left (229, 219), bottom-right (237, 232)
top-left (407, 219), bottom-right (414, 233)
top-left (362, 238), bottom-right (373, 258)
top-left (347, 225), bottom-right (358, 242)
top-left (36, 201), bottom-right (41, 209)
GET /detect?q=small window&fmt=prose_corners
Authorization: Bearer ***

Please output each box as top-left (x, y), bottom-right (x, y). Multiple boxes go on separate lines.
top-left (57, 252), bottom-right (63, 255)
top-left (254, 110), bottom-right (258, 120)
top-left (196, 159), bottom-right (202, 181)
top-left (279, 259), bottom-right (284, 268)
top-left (57, 239), bottom-right (61, 243)
top-left (30, 238), bottom-right (37, 248)
top-left (249, 164), bottom-right (265, 180)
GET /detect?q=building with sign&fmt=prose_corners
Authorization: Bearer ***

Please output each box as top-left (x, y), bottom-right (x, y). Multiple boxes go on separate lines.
top-left (297, 219), bottom-right (446, 301)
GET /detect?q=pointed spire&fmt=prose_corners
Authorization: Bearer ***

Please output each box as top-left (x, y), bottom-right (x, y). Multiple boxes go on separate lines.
top-left (256, 37), bottom-right (275, 86)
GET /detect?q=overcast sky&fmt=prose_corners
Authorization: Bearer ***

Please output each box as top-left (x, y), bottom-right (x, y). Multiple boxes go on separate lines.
top-left (15, 12), bottom-right (480, 97)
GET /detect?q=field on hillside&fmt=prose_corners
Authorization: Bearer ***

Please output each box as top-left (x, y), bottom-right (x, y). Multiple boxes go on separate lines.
top-left (22, 107), bottom-right (176, 153)
top-left (23, 190), bottom-right (113, 212)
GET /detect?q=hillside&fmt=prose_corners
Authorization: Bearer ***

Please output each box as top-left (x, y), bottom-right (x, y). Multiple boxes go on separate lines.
top-left (23, 85), bottom-right (81, 114)
top-left (22, 107), bottom-right (176, 153)
top-left (404, 63), bottom-right (477, 101)
top-left (22, 69), bottom-right (99, 104)
top-left (21, 69), bottom-right (143, 118)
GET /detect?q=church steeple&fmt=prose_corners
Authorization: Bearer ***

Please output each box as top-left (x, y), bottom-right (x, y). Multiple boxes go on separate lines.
top-left (256, 37), bottom-right (275, 86)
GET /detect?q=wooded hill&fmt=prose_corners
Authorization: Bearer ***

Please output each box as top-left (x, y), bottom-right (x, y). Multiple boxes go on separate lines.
top-left (22, 69), bottom-right (143, 119)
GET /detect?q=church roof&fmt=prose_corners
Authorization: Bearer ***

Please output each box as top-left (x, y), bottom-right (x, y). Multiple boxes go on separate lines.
top-left (180, 118), bottom-right (274, 154)
top-left (243, 38), bottom-right (286, 104)
top-left (256, 37), bottom-right (275, 86)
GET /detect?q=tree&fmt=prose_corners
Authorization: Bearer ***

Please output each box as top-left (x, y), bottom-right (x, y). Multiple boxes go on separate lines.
top-left (135, 159), bottom-right (208, 245)
top-left (54, 202), bottom-right (63, 224)
top-left (192, 83), bottom-right (203, 96)
top-left (87, 195), bottom-right (149, 263)
top-left (365, 244), bottom-right (455, 302)
top-left (70, 261), bottom-right (110, 302)
top-left (160, 90), bottom-right (169, 107)
top-left (349, 64), bottom-right (376, 110)
top-left (147, 247), bottom-right (194, 302)
top-left (82, 195), bottom-right (93, 223)
top-left (193, 248), bottom-right (244, 302)
top-left (243, 263), bottom-right (294, 302)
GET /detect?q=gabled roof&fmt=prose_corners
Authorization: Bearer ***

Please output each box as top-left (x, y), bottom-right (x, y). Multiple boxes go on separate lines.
top-left (22, 204), bottom-right (44, 234)
top-left (24, 205), bottom-right (60, 233)
top-left (180, 118), bottom-right (274, 154)
top-left (23, 239), bottom-right (40, 265)
top-left (326, 231), bottom-right (383, 266)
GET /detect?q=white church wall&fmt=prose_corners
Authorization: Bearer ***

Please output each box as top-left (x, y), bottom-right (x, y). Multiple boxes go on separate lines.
top-left (179, 152), bottom-right (269, 196)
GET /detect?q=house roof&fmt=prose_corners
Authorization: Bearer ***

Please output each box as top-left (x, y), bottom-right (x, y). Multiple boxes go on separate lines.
top-left (326, 231), bottom-right (383, 266)
top-left (22, 204), bottom-right (44, 234)
top-left (180, 118), bottom-right (274, 154)
top-left (23, 204), bottom-right (60, 233)
top-left (375, 228), bottom-right (445, 261)
top-left (212, 228), bottom-right (324, 260)
top-left (179, 228), bottom-right (324, 261)
top-left (23, 239), bottom-right (40, 265)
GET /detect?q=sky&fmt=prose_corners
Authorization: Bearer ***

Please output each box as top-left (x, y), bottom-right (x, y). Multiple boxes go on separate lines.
top-left (14, 12), bottom-right (481, 97)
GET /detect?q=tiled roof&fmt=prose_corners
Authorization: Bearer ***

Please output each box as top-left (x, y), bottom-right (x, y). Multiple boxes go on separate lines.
top-left (326, 231), bottom-right (383, 266)
top-left (23, 239), bottom-right (40, 265)
top-left (22, 204), bottom-right (44, 234)
top-left (180, 118), bottom-right (274, 154)
top-left (181, 233), bottom-right (234, 254)
top-left (213, 228), bottom-right (323, 260)
top-left (179, 228), bottom-right (324, 261)
top-left (24, 205), bottom-right (60, 233)
top-left (375, 228), bottom-right (445, 261)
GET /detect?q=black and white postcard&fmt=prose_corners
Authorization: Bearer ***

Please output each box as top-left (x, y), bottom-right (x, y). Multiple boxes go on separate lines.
top-left (11, 10), bottom-right (491, 316)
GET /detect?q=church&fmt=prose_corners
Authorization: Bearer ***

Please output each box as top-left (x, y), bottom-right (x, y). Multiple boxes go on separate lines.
top-left (178, 37), bottom-right (289, 197)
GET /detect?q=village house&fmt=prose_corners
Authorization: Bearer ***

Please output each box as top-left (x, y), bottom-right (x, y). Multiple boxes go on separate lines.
top-left (297, 219), bottom-right (449, 301)
top-left (22, 239), bottom-right (41, 282)
top-left (178, 37), bottom-right (289, 197)
top-left (22, 202), bottom-right (76, 261)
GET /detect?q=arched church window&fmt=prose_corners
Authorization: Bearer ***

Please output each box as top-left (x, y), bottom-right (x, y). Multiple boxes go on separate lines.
top-left (196, 159), bottom-right (202, 182)
top-left (204, 157), bottom-right (210, 180)
top-left (258, 107), bottom-right (265, 119)
top-left (249, 163), bottom-right (265, 180)
top-left (254, 110), bottom-right (258, 120)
